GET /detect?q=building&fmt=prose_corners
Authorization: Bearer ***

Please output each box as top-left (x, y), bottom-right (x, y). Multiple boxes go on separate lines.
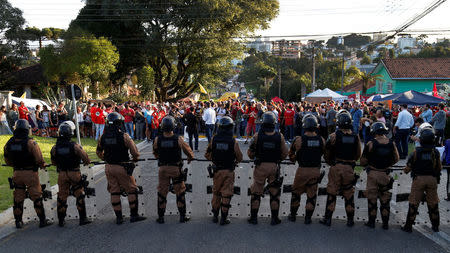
top-left (246, 38), bottom-right (272, 53)
top-left (271, 40), bottom-right (302, 59)
top-left (11, 64), bottom-right (46, 98)
top-left (397, 34), bottom-right (417, 50)
top-left (373, 33), bottom-right (388, 42)
top-left (370, 58), bottom-right (450, 94)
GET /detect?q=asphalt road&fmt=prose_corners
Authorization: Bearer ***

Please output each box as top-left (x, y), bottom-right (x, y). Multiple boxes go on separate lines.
top-left (0, 140), bottom-right (448, 253)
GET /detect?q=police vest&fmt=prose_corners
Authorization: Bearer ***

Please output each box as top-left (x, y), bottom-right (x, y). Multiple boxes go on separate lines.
top-left (256, 132), bottom-right (281, 163)
top-left (157, 134), bottom-right (182, 166)
top-left (368, 139), bottom-right (395, 170)
top-left (297, 135), bottom-right (323, 167)
top-left (212, 135), bottom-right (236, 169)
top-left (335, 130), bottom-right (358, 161)
top-left (53, 140), bottom-right (81, 171)
top-left (413, 147), bottom-right (438, 176)
top-left (100, 131), bottom-right (130, 164)
top-left (5, 137), bottom-right (36, 169)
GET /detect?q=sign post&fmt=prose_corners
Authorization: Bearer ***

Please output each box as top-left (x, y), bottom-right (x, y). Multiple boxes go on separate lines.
top-left (70, 84), bottom-right (82, 145)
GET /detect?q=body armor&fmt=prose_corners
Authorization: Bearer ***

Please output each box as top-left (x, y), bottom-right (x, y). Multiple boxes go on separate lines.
top-left (297, 135), bottom-right (323, 167)
top-left (157, 134), bottom-right (182, 166)
top-left (256, 132), bottom-right (281, 163)
top-left (101, 131), bottom-right (130, 164)
top-left (212, 135), bottom-right (236, 169)
top-left (5, 137), bottom-right (36, 169)
top-left (335, 130), bottom-right (358, 161)
top-left (368, 139), bottom-right (394, 170)
top-left (53, 140), bottom-right (80, 171)
top-left (412, 147), bottom-right (437, 176)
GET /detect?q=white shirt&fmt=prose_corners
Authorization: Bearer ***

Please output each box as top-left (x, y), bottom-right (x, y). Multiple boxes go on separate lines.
top-left (202, 107), bottom-right (216, 125)
top-left (74, 112), bottom-right (84, 123)
top-left (395, 109), bottom-right (414, 129)
top-left (216, 108), bottom-right (226, 121)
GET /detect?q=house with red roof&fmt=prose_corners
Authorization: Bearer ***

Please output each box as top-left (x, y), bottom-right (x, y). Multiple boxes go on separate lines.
top-left (370, 58), bottom-right (450, 94)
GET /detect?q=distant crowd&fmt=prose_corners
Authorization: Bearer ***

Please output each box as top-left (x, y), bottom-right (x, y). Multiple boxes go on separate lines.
top-left (0, 98), bottom-right (448, 158)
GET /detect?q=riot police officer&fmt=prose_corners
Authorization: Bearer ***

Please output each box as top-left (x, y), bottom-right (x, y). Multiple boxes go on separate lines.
top-left (205, 116), bottom-right (243, 225)
top-left (402, 127), bottom-right (441, 233)
top-left (320, 109), bottom-right (362, 227)
top-left (153, 115), bottom-right (194, 224)
top-left (288, 114), bottom-right (325, 224)
top-left (51, 121), bottom-right (91, 227)
top-left (97, 112), bottom-right (146, 224)
top-left (247, 112), bottom-right (288, 225)
top-left (4, 119), bottom-right (52, 228)
top-left (360, 122), bottom-right (399, 229)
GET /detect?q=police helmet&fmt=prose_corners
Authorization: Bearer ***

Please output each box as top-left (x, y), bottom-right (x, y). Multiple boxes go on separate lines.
top-left (302, 114), bottom-right (318, 130)
top-left (106, 112), bottom-right (124, 127)
top-left (370, 122), bottom-right (388, 135)
top-left (218, 116), bottom-right (234, 131)
top-left (336, 109), bottom-right (352, 129)
top-left (160, 116), bottom-right (176, 132)
top-left (58, 121), bottom-right (76, 138)
top-left (262, 112), bottom-right (277, 128)
top-left (14, 119), bottom-right (30, 130)
top-left (420, 128), bottom-right (435, 148)
top-left (418, 123), bottom-right (433, 136)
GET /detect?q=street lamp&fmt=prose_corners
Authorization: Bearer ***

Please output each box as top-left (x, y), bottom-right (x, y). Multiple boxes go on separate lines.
top-left (338, 36), bottom-right (345, 94)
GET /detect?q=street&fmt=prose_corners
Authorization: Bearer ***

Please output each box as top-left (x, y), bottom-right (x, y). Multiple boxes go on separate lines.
top-left (0, 140), bottom-right (450, 253)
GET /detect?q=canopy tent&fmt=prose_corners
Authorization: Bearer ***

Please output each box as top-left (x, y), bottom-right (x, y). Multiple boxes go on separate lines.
top-left (271, 96), bottom-right (284, 104)
top-left (347, 93), bottom-right (370, 102)
top-left (306, 88), bottom-right (347, 103)
top-left (366, 94), bottom-right (393, 103)
top-left (379, 90), bottom-right (445, 106)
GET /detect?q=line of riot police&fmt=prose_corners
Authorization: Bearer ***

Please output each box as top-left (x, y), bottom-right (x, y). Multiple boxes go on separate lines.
top-left (3, 109), bottom-right (442, 233)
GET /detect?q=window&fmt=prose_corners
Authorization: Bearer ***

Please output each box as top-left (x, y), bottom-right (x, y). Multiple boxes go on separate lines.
top-left (387, 82), bottom-right (393, 93)
top-left (378, 81), bottom-right (384, 93)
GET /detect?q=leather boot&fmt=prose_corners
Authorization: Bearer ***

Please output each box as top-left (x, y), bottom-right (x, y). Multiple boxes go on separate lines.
top-left (38, 214), bottom-right (53, 228)
top-left (130, 198), bottom-right (146, 223)
top-left (381, 216), bottom-right (389, 230)
top-left (220, 210), bottom-right (230, 225)
top-left (58, 211), bottom-right (66, 227)
top-left (114, 210), bottom-right (123, 225)
top-left (77, 200), bottom-right (92, 226)
top-left (212, 209), bottom-right (219, 223)
top-left (319, 210), bottom-right (333, 226)
top-left (401, 204), bottom-right (417, 233)
top-left (288, 206), bottom-right (298, 222)
top-left (156, 208), bottom-right (165, 224)
top-left (248, 209), bottom-right (258, 224)
top-left (364, 216), bottom-right (376, 228)
top-left (178, 207), bottom-right (190, 223)
top-left (304, 210), bottom-right (313, 225)
top-left (14, 202), bottom-right (24, 229)
top-left (271, 209), bottom-right (281, 226)
top-left (346, 214), bottom-right (354, 227)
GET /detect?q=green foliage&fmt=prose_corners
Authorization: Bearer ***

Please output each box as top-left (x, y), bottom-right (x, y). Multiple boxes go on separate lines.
top-left (70, 0), bottom-right (279, 101)
top-left (327, 33), bottom-right (371, 49)
top-left (24, 27), bottom-right (65, 48)
top-left (361, 54), bottom-right (371, 65)
top-left (40, 34), bottom-right (120, 96)
top-left (135, 65), bottom-right (155, 99)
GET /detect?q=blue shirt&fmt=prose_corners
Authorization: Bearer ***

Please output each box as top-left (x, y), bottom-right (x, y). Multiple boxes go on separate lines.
top-left (351, 109), bottom-right (362, 126)
top-left (420, 109), bottom-right (433, 123)
top-left (144, 110), bottom-right (153, 123)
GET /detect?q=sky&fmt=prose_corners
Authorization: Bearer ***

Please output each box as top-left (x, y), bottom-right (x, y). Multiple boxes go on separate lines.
top-left (9, 0), bottom-right (450, 42)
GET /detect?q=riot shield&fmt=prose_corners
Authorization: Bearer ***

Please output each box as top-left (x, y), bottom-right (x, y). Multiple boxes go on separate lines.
top-left (65, 165), bottom-right (97, 220)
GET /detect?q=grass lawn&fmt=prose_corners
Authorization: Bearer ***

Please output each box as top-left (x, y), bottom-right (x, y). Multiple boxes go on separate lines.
top-left (0, 135), bottom-right (100, 212)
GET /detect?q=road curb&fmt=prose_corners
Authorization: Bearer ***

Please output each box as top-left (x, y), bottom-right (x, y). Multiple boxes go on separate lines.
top-left (0, 140), bottom-right (151, 240)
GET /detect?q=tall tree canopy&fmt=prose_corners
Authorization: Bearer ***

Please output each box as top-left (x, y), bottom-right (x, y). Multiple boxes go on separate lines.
top-left (70, 0), bottom-right (279, 101)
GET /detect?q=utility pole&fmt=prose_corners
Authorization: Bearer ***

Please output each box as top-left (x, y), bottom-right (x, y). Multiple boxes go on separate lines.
top-left (312, 45), bottom-right (316, 92)
top-left (338, 36), bottom-right (345, 94)
top-left (278, 66), bottom-right (281, 98)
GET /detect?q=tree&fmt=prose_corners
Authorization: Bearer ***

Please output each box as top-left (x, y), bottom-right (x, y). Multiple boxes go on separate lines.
top-left (360, 54), bottom-right (371, 65)
top-left (358, 71), bottom-right (382, 95)
top-left (25, 27), bottom-right (65, 49)
top-left (0, 0), bottom-right (31, 88)
top-left (40, 35), bottom-right (120, 97)
top-left (343, 33), bottom-right (371, 48)
top-left (70, 0), bottom-right (279, 101)
top-left (135, 66), bottom-right (155, 100)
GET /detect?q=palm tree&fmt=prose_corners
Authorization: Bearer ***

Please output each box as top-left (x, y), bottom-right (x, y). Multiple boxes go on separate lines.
top-left (359, 71), bottom-right (382, 96)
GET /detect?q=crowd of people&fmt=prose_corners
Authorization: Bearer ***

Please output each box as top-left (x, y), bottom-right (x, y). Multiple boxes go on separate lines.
top-left (1, 98), bottom-right (449, 160)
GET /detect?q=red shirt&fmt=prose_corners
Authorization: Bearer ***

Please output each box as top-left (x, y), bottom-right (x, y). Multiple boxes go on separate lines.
top-left (120, 108), bottom-right (135, 123)
top-left (284, 109), bottom-right (295, 125)
top-left (18, 105), bottom-right (29, 120)
top-left (246, 107), bottom-right (257, 124)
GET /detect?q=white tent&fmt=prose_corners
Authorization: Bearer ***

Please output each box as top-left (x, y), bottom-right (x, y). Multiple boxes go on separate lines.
top-left (306, 88), bottom-right (347, 102)
top-left (305, 89), bottom-right (323, 97)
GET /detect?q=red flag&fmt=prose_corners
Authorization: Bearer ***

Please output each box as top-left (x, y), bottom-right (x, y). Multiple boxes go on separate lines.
top-left (432, 82), bottom-right (444, 99)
